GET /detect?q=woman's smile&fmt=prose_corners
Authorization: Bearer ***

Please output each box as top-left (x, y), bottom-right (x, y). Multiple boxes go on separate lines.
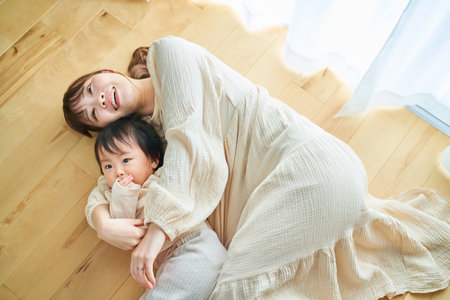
top-left (109, 87), bottom-right (120, 111)
top-left (76, 72), bottom-right (143, 126)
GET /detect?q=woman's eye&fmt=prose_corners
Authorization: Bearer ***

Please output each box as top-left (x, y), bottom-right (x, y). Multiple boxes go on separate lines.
top-left (87, 84), bottom-right (92, 94)
top-left (92, 109), bottom-right (96, 120)
top-left (104, 164), bottom-right (112, 169)
top-left (123, 158), bottom-right (130, 163)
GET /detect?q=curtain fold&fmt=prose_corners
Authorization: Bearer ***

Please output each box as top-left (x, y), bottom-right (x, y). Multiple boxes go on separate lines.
top-left (285, 0), bottom-right (408, 90)
top-left (213, 0), bottom-right (449, 136)
top-left (335, 0), bottom-right (450, 124)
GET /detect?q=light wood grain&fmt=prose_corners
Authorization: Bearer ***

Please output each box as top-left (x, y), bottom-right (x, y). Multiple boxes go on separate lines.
top-left (52, 242), bottom-right (131, 299)
top-left (0, 21), bottom-right (65, 107)
top-left (279, 82), bottom-right (323, 121)
top-left (0, 0), bottom-right (448, 299)
top-left (370, 117), bottom-right (449, 198)
top-left (425, 165), bottom-right (450, 200)
top-left (0, 0), bottom-right (59, 48)
top-left (297, 68), bottom-right (342, 104)
top-left (246, 30), bottom-right (297, 97)
top-left (104, 0), bottom-right (150, 30)
top-left (0, 35), bottom-right (11, 56)
top-left (215, 25), bottom-right (285, 76)
top-left (0, 108), bottom-right (79, 223)
top-left (0, 11), bottom-right (130, 165)
top-left (0, 285), bottom-right (20, 300)
top-left (4, 195), bottom-right (99, 299)
top-left (99, 0), bottom-right (202, 73)
top-left (348, 107), bottom-right (418, 182)
top-left (179, 2), bottom-right (241, 52)
top-left (405, 286), bottom-right (450, 300)
top-left (111, 275), bottom-right (146, 300)
top-left (41, 0), bottom-right (111, 41)
top-left (0, 155), bottom-right (96, 285)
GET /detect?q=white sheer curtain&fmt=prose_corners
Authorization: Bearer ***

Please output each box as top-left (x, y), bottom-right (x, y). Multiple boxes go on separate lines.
top-left (285, 0), bottom-right (408, 90)
top-left (214, 0), bottom-right (450, 138)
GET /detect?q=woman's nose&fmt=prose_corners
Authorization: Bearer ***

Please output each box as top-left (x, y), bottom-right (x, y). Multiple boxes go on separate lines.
top-left (98, 92), bottom-right (106, 108)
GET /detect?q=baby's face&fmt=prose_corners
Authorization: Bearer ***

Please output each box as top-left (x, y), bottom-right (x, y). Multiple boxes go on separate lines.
top-left (98, 139), bottom-right (158, 188)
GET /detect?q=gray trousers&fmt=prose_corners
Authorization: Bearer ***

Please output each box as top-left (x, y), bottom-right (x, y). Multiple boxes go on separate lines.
top-left (145, 227), bottom-right (227, 300)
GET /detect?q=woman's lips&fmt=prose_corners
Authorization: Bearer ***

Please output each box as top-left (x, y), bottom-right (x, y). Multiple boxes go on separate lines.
top-left (114, 88), bottom-right (120, 109)
top-left (108, 87), bottom-right (120, 110)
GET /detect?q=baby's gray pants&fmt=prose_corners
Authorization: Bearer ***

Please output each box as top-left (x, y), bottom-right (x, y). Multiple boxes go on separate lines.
top-left (145, 227), bottom-right (226, 300)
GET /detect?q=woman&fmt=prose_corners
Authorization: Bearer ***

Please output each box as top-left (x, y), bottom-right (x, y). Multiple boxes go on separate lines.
top-left (63, 36), bottom-right (449, 299)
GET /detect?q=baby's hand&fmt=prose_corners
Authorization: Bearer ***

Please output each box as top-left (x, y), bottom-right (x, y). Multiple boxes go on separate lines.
top-left (118, 175), bottom-right (133, 187)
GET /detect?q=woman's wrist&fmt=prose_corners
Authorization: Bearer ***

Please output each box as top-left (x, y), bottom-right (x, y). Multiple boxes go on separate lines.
top-left (147, 223), bottom-right (169, 241)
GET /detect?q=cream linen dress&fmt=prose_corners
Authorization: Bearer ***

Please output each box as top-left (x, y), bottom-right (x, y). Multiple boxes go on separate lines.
top-left (86, 172), bottom-right (226, 300)
top-left (110, 36), bottom-right (450, 299)
top-left (86, 170), bottom-right (207, 252)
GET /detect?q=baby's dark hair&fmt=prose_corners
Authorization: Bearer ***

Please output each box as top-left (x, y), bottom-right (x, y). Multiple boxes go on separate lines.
top-left (94, 114), bottom-right (164, 174)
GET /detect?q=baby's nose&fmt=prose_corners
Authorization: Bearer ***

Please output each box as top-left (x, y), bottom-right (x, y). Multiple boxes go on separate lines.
top-left (116, 168), bottom-right (125, 177)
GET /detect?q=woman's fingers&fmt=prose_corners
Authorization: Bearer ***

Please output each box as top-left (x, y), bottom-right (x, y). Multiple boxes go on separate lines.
top-left (130, 255), bottom-right (155, 289)
top-left (130, 218), bottom-right (145, 228)
top-left (142, 264), bottom-right (155, 290)
top-left (145, 264), bottom-right (156, 287)
top-left (131, 260), bottom-right (147, 289)
top-left (96, 218), bottom-right (146, 250)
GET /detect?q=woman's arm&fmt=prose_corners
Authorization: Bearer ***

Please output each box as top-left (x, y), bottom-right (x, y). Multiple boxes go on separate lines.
top-left (91, 204), bottom-right (146, 251)
top-left (86, 176), bottom-right (146, 250)
top-left (130, 223), bottom-right (167, 290)
top-left (144, 36), bottom-right (229, 240)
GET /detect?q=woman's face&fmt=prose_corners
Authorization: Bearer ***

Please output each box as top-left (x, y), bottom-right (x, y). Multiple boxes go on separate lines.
top-left (74, 72), bottom-right (139, 128)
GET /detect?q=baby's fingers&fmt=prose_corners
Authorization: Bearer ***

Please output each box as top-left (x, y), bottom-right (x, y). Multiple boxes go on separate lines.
top-left (123, 175), bottom-right (133, 187)
top-left (118, 175), bottom-right (133, 187)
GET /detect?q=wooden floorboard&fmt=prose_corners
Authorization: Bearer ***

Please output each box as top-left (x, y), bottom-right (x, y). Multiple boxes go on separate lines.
top-left (0, 0), bottom-right (448, 299)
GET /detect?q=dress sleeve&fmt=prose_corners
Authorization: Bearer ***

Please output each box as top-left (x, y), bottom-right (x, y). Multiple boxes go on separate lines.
top-left (144, 36), bottom-right (229, 240)
top-left (85, 176), bottom-right (110, 229)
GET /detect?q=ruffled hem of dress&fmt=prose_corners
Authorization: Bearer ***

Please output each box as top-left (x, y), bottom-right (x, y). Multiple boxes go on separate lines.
top-left (211, 189), bottom-right (450, 300)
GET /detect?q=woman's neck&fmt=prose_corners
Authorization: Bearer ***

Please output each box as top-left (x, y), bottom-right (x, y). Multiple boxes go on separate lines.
top-left (134, 77), bottom-right (155, 116)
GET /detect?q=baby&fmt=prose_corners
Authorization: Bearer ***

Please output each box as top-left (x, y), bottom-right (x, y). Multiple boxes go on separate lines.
top-left (87, 115), bottom-right (226, 299)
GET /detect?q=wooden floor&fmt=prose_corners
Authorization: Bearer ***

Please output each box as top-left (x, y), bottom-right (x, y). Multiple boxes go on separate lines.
top-left (0, 0), bottom-right (448, 299)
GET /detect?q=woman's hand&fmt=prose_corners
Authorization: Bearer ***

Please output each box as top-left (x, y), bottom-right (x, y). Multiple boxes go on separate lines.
top-left (130, 223), bottom-right (167, 290)
top-left (97, 218), bottom-right (146, 250)
top-left (92, 205), bottom-right (146, 250)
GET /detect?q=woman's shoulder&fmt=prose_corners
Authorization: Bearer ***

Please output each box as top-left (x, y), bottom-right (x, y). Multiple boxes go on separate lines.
top-left (148, 36), bottom-right (186, 76)
top-left (150, 36), bottom-right (190, 57)
top-left (149, 35), bottom-right (207, 65)
top-left (147, 36), bottom-right (208, 94)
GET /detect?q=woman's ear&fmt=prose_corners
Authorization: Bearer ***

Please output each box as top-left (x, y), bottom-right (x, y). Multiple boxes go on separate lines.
top-left (151, 159), bottom-right (159, 170)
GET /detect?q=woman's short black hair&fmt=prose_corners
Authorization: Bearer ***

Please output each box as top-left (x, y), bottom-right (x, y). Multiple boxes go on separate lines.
top-left (94, 114), bottom-right (164, 173)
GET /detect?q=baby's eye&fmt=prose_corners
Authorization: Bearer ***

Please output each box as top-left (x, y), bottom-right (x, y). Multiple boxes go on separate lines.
top-left (104, 164), bottom-right (112, 169)
top-left (122, 158), bottom-right (130, 164)
top-left (87, 84), bottom-right (92, 94)
top-left (92, 108), bottom-right (97, 121)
